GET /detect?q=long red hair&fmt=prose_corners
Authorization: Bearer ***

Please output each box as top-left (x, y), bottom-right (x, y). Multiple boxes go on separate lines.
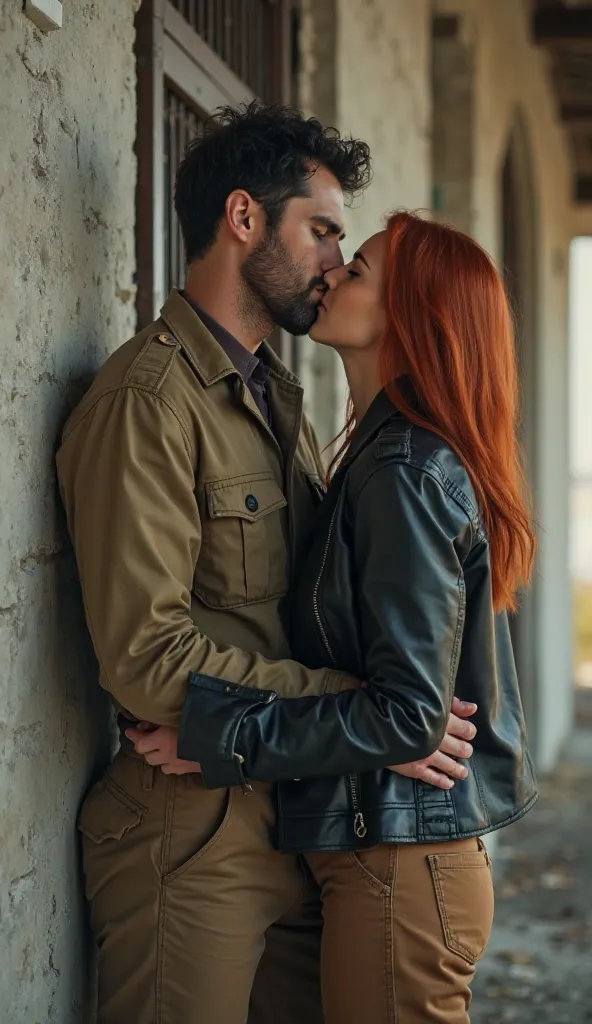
top-left (332, 211), bottom-right (535, 612)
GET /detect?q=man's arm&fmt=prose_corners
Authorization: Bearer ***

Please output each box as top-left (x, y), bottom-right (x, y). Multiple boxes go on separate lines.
top-left (56, 386), bottom-right (356, 728)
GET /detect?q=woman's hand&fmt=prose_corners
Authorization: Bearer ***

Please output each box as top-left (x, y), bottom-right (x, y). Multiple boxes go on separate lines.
top-left (388, 697), bottom-right (476, 790)
top-left (125, 724), bottom-right (201, 775)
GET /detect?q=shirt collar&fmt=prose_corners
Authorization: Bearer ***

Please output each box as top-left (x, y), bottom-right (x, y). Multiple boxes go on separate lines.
top-left (160, 289), bottom-right (301, 391)
top-left (182, 293), bottom-right (263, 386)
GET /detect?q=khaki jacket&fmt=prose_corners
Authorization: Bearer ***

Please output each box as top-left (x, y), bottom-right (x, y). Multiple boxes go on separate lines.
top-left (56, 290), bottom-right (354, 727)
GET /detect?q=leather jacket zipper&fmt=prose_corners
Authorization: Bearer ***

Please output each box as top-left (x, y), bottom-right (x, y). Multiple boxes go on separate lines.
top-left (348, 773), bottom-right (368, 839)
top-left (313, 504), bottom-right (367, 841)
top-left (312, 505), bottom-right (338, 665)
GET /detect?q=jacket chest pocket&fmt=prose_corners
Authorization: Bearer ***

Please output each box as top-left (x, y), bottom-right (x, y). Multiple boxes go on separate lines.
top-left (194, 471), bottom-right (289, 609)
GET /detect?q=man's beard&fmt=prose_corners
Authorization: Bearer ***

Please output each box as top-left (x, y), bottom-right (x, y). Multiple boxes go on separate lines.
top-left (240, 228), bottom-right (324, 336)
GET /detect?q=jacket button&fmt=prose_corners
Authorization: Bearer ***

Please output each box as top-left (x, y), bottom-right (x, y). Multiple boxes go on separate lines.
top-left (245, 494), bottom-right (258, 513)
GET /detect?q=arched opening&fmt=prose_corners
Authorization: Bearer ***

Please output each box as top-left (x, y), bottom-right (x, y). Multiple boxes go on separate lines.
top-left (500, 112), bottom-right (539, 749)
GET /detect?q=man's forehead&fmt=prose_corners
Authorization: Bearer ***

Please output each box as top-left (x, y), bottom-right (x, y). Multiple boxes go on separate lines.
top-left (306, 166), bottom-right (345, 210)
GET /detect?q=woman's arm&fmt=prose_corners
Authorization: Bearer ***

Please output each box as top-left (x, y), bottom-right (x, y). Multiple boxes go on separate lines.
top-left (177, 462), bottom-right (474, 788)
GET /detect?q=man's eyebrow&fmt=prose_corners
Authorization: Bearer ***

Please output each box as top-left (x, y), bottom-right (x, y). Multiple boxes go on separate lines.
top-left (312, 215), bottom-right (346, 240)
top-left (353, 250), bottom-right (370, 269)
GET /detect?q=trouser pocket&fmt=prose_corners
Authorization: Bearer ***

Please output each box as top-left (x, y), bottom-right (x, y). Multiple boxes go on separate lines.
top-left (428, 838), bottom-right (495, 964)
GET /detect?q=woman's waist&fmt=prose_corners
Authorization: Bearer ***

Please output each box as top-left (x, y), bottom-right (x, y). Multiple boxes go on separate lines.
top-left (276, 754), bottom-right (537, 853)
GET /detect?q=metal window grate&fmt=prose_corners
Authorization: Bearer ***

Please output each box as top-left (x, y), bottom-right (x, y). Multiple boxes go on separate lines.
top-left (164, 88), bottom-right (204, 294)
top-left (170, 0), bottom-right (279, 102)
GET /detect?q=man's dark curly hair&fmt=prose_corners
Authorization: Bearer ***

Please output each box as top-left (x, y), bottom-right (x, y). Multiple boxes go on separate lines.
top-left (174, 101), bottom-right (372, 263)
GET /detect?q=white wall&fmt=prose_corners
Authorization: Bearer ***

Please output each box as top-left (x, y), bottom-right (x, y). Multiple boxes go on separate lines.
top-left (0, 3), bottom-right (138, 1018)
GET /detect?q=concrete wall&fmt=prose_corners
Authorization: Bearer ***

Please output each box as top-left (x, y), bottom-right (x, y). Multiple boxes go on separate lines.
top-left (0, 3), bottom-right (138, 1018)
top-left (298, 0), bottom-right (432, 447)
top-left (434, 0), bottom-right (574, 772)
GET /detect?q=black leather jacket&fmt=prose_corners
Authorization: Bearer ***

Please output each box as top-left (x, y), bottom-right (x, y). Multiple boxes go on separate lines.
top-left (179, 389), bottom-right (538, 852)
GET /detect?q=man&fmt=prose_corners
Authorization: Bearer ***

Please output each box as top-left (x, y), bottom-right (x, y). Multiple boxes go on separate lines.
top-left (58, 103), bottom-right (477, 1024)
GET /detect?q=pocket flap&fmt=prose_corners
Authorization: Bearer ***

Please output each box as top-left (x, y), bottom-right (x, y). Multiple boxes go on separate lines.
top-left (77, 779), bottom-right (145, 844)
top-left (205, 472), bottom-right (287, 522)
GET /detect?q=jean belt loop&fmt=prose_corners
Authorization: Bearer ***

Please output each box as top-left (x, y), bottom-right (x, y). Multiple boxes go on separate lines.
top-left (142, 762), bottom-right (155, 792)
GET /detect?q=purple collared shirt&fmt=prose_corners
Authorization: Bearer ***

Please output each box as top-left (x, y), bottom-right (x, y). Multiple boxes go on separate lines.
top-left (183, 294), bottom-right (271, 428)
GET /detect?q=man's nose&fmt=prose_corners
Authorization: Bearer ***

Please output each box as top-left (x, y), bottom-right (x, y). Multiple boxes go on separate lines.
top-left (321, 241), bottom-right (345, 275)
top-left (324, 265), bottom-right (345, 290)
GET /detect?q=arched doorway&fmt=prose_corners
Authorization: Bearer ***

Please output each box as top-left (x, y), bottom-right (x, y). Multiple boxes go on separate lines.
top-left (500, 112), bottom-right (539, 750)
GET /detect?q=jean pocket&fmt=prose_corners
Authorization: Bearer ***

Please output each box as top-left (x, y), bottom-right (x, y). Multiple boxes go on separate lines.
top-left (163, 782), bottom-right (234, 885)
top-left (349, 846), bottom-right (395, 895)
top-left (428, 844), bottom-right (494, 964)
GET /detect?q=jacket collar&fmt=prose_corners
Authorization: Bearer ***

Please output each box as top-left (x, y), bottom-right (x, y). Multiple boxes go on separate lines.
top-left (160, 288), bottom-right (301, 389)
top-left (344, 377), bottom-right (418, 467)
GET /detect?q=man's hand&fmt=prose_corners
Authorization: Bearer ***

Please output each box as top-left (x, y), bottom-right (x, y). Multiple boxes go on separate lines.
top-left (388, 697), bottom-right (477, 790)
top-left (125, 724), bottom-right (201, 775)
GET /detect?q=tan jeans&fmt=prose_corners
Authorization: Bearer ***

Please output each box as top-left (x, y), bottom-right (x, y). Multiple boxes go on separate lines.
top-left (307, 838), bottom-right (495, 1024)
top-left (79, 750), bottom-right (323, 1024)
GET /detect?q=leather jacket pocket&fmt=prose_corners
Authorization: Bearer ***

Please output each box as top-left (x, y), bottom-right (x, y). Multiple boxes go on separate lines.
top-left (196, 472), bottom-right (288, 608)
top-left (428, 841), bottom-right (494, 964)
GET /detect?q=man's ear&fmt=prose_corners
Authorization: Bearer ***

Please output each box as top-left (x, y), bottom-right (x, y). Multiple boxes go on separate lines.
top-left (225, 190), bottom-right (264, 245)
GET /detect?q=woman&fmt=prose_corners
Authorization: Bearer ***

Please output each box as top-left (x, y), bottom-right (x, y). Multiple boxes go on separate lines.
top-left (180, 212), bottom-right (538, 1021)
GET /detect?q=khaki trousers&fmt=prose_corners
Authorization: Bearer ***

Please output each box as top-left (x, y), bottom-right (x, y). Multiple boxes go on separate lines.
top-left (307, 838), bottom-right (495, 1024)
top-left (79, 750), bottom-right (323, 1024)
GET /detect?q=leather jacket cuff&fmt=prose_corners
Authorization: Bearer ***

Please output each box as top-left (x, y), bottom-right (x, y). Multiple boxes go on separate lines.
top-left (178, 672), bottom-right (277, 789)
top-left (199, 753), bottom-right (250, 791)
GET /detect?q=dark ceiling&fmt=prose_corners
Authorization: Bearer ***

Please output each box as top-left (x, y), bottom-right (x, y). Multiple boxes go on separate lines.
top-left (533, 1), bottom-right (592, 201)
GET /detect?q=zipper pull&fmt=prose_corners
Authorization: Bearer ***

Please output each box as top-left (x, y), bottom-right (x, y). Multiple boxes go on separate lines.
top-left (234, 753), bottom-right (253, 795)
top-left (354, 812), bottom-right (367, 839)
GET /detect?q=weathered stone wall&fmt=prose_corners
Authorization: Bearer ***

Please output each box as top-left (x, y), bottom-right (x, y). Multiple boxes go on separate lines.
top-left (0, 2), bottom-right (138, 1018)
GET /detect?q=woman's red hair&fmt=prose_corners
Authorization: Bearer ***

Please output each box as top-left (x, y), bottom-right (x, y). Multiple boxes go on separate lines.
top-left (333, 211), bottom-right (535, 612)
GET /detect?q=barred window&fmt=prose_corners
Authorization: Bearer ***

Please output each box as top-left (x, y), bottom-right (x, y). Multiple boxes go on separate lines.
top-left (135, 0), bottom-right (291, 330)
top-left (164, 91), bottom-right (204, 294)
top-left (169, 0), bottom-right (282, 103)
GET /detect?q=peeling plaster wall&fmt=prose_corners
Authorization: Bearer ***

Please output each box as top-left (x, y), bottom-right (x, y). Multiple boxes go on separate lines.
top-left (0, 2), bottom-right (138, 1018)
